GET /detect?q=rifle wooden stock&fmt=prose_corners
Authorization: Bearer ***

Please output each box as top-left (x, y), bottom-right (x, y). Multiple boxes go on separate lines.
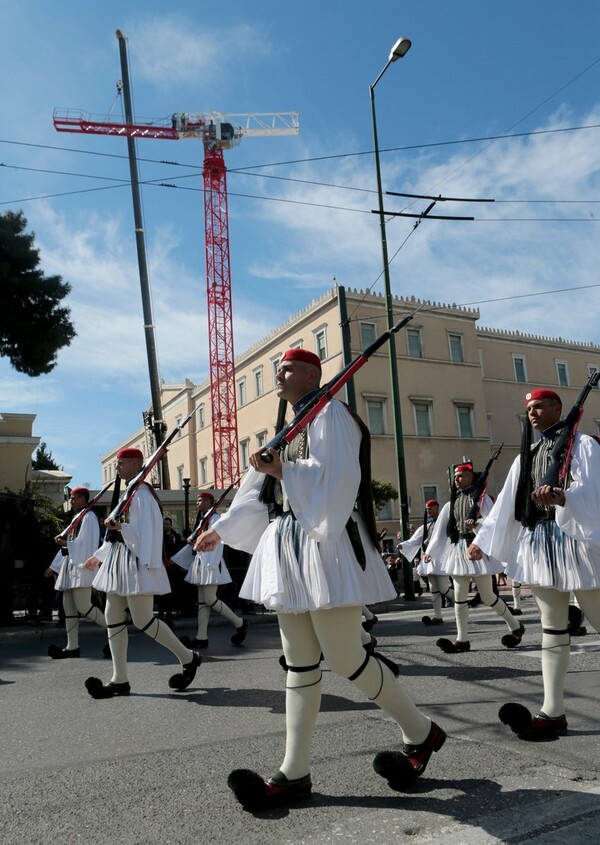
top-left (260, 310), bottom-right (418, 462)
top-left (539, 371), bottom-right (600, 488)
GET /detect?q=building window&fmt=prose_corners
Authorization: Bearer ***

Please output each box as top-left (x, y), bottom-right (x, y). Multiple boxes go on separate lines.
top-left (199, 457), bottom-right (207, 485)
top-left (365, 398), bottom-right (386, 435)
top-left (360, 322), bottom-right (377, 350)
top-left (596, 420), bottom-right (600, 437)
top-left (237, 378), bottom-right (247, 406)
top-left (407, 328), bottom-right (422, 358)
top-left (256, 430), bottom-right (268, 449)
top-left (413, 402), bottom-right (432, 437)
top-left (253, 366), bottom-right (264, 398)
top-left (588, 364), bottom-right (599, 386)
top-left (175, 415), bottom-right (182, 437)
top-left (377, 499), bottom-right (393, 520)
top-left (513, 355), bottom-right (527, 383)
top-left (448, 333), bottom-right (464, 363)
top-left (240, 439), bottom-right (250, 471)
top-left (177, 465), bottom-right (184, 488)
top-left (271, 355), bottom-right (281, 388)
top-left (422, 485), bottom-right (439, 508)
top-left (456, 404), bottom-right (474, 438)
top-left (198, 404), bottom-right (205, 428)
top-left (314, 327), bottom-right (327, 361)
top-left (556, 361), bottom-right (569, 387)
top-left (518, 414), bottom-right (528, 434)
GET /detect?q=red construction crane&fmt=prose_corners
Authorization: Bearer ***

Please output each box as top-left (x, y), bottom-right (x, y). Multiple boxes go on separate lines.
top-left (54, 91), bottom-right (298, 489)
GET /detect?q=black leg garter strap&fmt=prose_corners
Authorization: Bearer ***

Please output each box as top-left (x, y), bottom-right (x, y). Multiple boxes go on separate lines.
top-left (107, 619), bottom-right (128, 641)
top-left (140, 616), bottom-right (159, 639)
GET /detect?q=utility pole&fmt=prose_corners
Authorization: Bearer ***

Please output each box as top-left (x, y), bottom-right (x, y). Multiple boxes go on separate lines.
top-left (116, 29), bottom-right (170, 487)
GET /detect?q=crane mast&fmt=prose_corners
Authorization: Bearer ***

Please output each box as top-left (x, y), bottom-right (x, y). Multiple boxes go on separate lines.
top-left (53, 31), bottom-right (299, 488)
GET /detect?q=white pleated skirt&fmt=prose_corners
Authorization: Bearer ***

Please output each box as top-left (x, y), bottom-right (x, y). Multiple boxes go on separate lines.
top-left (185, 554), bottom-right (232, 587)
top-left (240, 512), bottom-right (397, 613)
top-left (56, 559), bottom-right (97, 591)
top-left (93, 543), bottom-right (171, 596)
top-left (438, 538), bottom-right (504, 578)
top-left (417, 557), bottom-right (449, 578)
top-left (506, 521), bottom-right (600, 592)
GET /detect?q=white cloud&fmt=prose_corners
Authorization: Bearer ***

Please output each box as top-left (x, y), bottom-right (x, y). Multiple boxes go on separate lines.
top-left (244, 107), bottom-right (600, 345)
top-left (128, 16), bottom-right (274, 90)
top-left (0, 377), bottom-right (59, 410)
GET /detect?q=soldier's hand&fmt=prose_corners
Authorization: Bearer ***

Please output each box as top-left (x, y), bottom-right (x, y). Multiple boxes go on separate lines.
top-left (194, 528), bottom-right (221, 552)
top-left (83, 556), bottom-right (101, 570)
top-left (467, 543), bottom-right (483, 560)
top-left (532, 485), bottom-right (565, 507)
top-left (250, 447), bottom-right (283, 479)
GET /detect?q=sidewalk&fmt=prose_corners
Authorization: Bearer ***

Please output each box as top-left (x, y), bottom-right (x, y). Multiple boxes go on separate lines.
top-left (0, 583), bottom-right (530, 644)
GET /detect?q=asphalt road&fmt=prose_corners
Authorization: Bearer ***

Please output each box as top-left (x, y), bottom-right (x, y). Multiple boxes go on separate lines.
top-left (1, 597), bottom-right (599, 845)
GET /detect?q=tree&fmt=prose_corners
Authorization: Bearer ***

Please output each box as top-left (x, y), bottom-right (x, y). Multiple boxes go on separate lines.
top-left (32, 441), bottom-right (62, 471)
top-left (371, 479), bottom-right (398, 514)
top-left (0, 210), bottom-right (76, 375)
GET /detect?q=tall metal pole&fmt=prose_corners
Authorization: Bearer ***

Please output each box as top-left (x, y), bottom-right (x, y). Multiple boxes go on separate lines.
top-left (369, 48), bottom-right (411, 546)
top-left (116, 29), bottom-right (170, 488)
top-left (337, 284), bottom-right (357, 412)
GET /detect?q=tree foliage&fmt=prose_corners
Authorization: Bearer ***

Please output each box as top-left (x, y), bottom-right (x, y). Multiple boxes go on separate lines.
top-left (371, 479), bottom-right (398, 512)
top-left (0, 210), bottom-right (76, 375)
top-left (32, 441), bottom-right (62, 471)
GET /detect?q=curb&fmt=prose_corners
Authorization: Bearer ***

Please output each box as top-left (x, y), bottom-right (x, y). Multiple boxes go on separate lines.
top-left (0, 595), bottom-right (432, 645)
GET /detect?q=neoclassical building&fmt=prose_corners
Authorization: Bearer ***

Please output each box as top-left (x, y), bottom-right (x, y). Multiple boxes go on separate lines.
top-left (101, 286), bottom-right (600, 546)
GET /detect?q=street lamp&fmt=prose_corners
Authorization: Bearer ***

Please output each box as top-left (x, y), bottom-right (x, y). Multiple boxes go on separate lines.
top-left (369, 37), bottom-right (412, 555)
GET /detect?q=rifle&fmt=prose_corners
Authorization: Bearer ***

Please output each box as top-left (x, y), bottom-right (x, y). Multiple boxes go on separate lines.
top-left (56, 479), bottom-right (115, 540)
top-left (466, 442), bottom-right (504, 521)
top-left (540, 371), bottom-right (600, 488)
top-left (108, 408), bottom-right (197, 522)
top-left (187, 479), bottom-right (239, 544)
top-left (170, 480), bottom-right (239, 570)
top-left (260, 307), bottom-right (422, 462)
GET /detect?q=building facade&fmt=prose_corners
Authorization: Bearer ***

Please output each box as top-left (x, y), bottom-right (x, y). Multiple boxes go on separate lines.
top-left (101, 287), bottom-right (600, 546)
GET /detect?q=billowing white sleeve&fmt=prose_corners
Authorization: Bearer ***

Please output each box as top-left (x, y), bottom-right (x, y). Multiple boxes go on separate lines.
top-left (119, 485), bottom-right (163, 568)
top-left (556, 434), bottom-right (600, 545)
top-left (424, 501), bottom-right (452, 562)
top-left (399, 525), bottom-right (425, 563)
top-left (200, 513), bottom-right (225, 568)
top-left (474, 459), bottom-right (523, 560)
top-left (281, 400), bottom-right (361, 543)
top-left (212, 467), bottom-right (270, 554)
top-left (49, 549), bottom-right (65, 573)
top-left (67, 511), bottom-right (100, 565)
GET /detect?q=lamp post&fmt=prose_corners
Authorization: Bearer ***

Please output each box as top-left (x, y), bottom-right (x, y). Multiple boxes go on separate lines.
top-left (369, 37), bottom-right (412, 572)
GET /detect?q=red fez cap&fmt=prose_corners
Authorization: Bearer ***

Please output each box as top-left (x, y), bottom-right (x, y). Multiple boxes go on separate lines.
top-left (454, 462), bottom-right (473, 474)
top-left (525, 388), bottom-right (561, 405)
top-left (70, 486), bottom-right (89, 497)
top-left (281, 348), bottom-right (321, 369)
top-left (425, 499), bottom-right (439, 507)
top-left (117, 447), bottom-right (144, 460)
top-left (197, 491), bottom-right (214, 503)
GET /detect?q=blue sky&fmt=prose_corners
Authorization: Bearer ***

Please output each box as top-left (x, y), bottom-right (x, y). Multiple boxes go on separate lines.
top-left (2, 0), bottom-right (600, 487)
